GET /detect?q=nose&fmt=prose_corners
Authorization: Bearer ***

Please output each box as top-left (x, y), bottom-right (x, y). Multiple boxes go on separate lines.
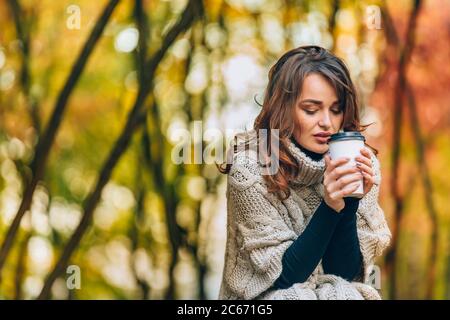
top-left (318, 111), bottom-right (332, 129)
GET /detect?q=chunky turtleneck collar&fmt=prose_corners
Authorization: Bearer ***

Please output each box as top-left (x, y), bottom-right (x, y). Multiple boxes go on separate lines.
top-left (228, 129), bottom-right (326, 187)
top-left (287, 138), bottom-right (326, 186)
top-left (289, 136), bottom-right (325, 161)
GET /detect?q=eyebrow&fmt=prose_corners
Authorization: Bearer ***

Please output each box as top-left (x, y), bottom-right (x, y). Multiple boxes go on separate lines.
top-left (299, 99), bottom-right (340, 106)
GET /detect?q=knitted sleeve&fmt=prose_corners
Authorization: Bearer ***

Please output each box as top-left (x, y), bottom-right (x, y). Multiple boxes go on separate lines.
top-left (229, 182), bottom-right (297, 276)
top-left (226, 152), bottom-right (298, 298)
top-left (355, 151), bottom-right (392, 283)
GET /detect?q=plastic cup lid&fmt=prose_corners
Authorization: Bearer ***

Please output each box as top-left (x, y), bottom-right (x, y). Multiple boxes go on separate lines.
top-left (328, 131), bottom-right (365, 143)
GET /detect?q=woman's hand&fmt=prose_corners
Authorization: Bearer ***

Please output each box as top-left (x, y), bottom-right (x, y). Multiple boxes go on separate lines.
top-left (323, 155), bottom-right (363, 213)
top-left (355, 148), bottom-right (376, 196)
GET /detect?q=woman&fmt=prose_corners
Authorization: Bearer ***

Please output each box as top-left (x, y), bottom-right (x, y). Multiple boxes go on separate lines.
top-left (218, 45), bottom-right (391, 300)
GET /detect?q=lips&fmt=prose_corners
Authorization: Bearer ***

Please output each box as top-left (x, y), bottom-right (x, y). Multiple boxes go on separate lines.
top-left (313, 132), bottom-right (331, 144)
top-left (313, 133), bottom-right (331, 138)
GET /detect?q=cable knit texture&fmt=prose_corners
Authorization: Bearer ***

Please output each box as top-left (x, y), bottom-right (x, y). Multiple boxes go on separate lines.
top-left (218, 130), bottom-right (392, 300)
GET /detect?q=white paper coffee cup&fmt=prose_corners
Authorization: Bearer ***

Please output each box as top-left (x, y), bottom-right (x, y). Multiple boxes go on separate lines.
top-left (327, 131), bottom-right (365, 198)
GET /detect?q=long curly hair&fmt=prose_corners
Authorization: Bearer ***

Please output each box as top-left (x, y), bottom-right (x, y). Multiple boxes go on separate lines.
top-left (218, 45), bottom-right (377, 200)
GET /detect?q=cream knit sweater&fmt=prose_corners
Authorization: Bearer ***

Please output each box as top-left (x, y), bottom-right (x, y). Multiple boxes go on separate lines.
top-left (218, 132), bottom-right (392, 300)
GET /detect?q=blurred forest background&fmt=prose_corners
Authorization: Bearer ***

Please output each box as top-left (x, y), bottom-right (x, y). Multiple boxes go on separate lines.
top-left (0, 0), bottom-right (449, 299)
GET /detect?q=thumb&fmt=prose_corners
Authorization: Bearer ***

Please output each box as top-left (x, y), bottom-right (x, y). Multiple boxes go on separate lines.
top-left (324, 154), bottom-right (331, 166)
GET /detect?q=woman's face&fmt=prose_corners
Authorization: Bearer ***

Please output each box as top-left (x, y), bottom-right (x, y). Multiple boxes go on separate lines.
top-left (293, 73), bottom-right (344, 154)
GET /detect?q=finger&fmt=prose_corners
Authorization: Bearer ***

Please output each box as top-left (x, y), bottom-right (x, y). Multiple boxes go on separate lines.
top-left (329, 165), bottom-right (360, 182)
top-left (325, 166), bottom-right (359, 186)
top-left (335, 172), bottom-right (363, 189)
top-left (356, 162), bottom-right (374, 176)
top-left (324, 155), bottom-right (331, 177)
top-left (324, 155), bottom-right (331, 171)
top-left (326, 172), bottom-right (362, 195)
top-left (324, 155), bottom-right (331, 183)
top-left (325, 156), bottom-right (349, 174)
top-left (342, 182), bottom-right (361, 196)
top-left (356, 152), bottom-right (372, 168)
top-left (362, 172), bottom-right (375, 187)
top-left (330, 182), bottom-right (360, 199)
top-left (325, 165), bottom-right (354, 186)
top-left (360, 148), bottom-right (372, 158)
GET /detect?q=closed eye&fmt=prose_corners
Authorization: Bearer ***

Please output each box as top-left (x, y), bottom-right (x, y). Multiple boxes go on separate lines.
top-left (304, 109), bottom-right (317, 115)
top-left (331, 108), bottom-right (343, 115)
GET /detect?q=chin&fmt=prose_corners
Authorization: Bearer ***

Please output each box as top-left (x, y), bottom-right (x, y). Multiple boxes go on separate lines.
top-left (311, 144), bottom-right (329, 154)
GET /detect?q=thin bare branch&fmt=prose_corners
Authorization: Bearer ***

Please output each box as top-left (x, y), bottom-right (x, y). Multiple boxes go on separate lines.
top-left (0, 0), bottom-right (121, 282)
top-left (7, 0), bottom-right (41, 133)
top-left (37, 0), bottom-right (204, 299)
top-left (14, 228), bottom-right (31, 300)
top-left (328, 0), bottom-right (339, 52)
top-left (382, 0), bottom-right (423, 299)
top-left (405, 82), bottom-right (440, 299)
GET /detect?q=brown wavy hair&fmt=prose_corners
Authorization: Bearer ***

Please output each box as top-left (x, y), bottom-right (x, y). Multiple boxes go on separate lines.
top-left (218, 45), bottom-right (377, 200)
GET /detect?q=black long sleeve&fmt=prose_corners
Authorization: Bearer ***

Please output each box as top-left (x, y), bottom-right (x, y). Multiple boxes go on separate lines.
top-left (322, 197), bottom-right (362, 281)
top-left (273, 198), bottom-right (362, 289)
top-left (273, 200), bottom-right (342, 289)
